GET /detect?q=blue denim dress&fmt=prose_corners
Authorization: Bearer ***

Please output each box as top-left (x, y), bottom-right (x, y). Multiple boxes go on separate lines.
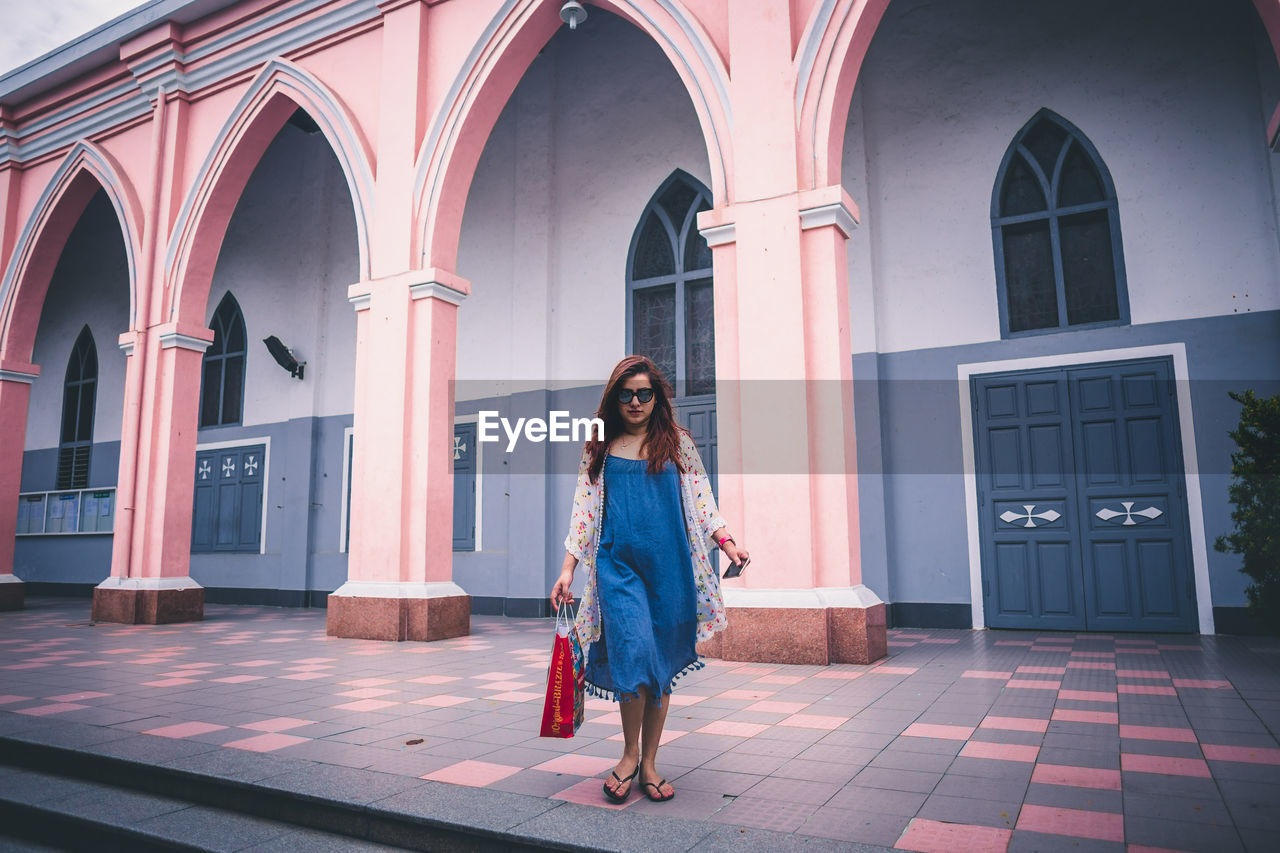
top-left (584, 455), bottom-right (701, 704)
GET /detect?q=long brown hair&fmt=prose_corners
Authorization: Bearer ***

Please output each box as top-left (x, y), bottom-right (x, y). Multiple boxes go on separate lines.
top-left (586, 355), bottom-right (683, 483)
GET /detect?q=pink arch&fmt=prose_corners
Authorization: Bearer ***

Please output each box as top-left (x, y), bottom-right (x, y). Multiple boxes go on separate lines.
top-left (164, 59), bottom-right (375, 324)
top-left (0, 141), bottom-right (143, 364)
top-left (412, 0), bottom-right (733, 272)
top-left (797, 0), bottom-right (1280, 190)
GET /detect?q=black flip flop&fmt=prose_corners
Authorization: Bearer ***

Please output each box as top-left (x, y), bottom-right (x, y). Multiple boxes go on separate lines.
top-left (603, 766), bottom-right (639, 803)
top-left (641, 779), bottom-right (674, 802)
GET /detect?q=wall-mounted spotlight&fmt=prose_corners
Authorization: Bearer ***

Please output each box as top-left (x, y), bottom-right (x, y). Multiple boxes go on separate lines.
top-left (560, 0), bottom-right (587, 30)
top-left (263, 336), bottom-right (305, 380)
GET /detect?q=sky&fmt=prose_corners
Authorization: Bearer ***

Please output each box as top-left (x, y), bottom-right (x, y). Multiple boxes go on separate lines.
top-left (0, 0), bottom-right (144, 77)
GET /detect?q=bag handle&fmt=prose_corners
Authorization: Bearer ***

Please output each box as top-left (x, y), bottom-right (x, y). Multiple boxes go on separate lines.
top-left (555, 600), bottom-right (577, 634)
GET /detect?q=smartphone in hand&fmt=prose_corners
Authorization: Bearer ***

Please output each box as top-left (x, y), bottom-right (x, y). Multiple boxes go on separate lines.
top-left (722, 556), bottom-right (750, 579)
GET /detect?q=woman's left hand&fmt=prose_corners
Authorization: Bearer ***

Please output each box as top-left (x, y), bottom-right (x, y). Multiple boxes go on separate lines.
top-left (722, 540), bottom-right (749, 569)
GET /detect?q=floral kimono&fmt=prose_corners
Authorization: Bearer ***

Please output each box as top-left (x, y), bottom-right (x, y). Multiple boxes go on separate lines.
top-left (564, 430), bottom-right (728, 651)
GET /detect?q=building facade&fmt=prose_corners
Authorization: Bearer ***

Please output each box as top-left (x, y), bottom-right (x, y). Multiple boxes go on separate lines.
top-left (1, 0), bottom-right (1277, 663)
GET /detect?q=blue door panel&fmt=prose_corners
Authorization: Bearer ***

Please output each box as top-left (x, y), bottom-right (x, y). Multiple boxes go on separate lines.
top-left (975, 357), bottom-right (1195, 632)
top-left (452, 423), bottom-right (476, 551)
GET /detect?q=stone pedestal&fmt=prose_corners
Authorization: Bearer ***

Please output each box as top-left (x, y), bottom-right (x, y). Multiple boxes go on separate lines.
top-left (91, 576), bottom-right (205, 624)
top-left (697, 586), bottom-right (887, 665)
top-left (326, 581), bottom-right (470, 642)
top-left (0, 574), bottom-right (24, 611)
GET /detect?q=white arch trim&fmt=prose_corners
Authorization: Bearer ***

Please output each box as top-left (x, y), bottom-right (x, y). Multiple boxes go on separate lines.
top-left (164, 58), bottom-right (375, 311)
top-left (0, 140), bottom-right (142, 341)
top-left (412, 0), bottom-right (733, 260)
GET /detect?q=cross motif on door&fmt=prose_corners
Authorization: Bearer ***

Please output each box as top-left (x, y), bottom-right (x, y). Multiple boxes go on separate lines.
top-left (1095, 501), bottom-right (1163, 526)
top-left (998, 505), bottom-right (1062, 528)
top-left (453, 435), bottom-right (466, 460)
top-left (198, 460), bottom-right (211, 480)
top-left (222, 459), bottom-right (236, 478)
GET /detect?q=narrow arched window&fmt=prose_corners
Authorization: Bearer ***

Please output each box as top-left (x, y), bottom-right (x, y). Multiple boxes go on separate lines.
top-left (200, 293), bottom-right (247, 427)
top-left (992, 110), bottom-right (1129, 336)
top-left (57, 326), bottom-right (97, 490)
top-left (627, 171), bottom-right (715, 398)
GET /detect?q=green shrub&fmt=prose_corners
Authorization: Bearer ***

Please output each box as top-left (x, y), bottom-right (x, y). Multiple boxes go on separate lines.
top-left (1214, 390), bottom-right (1280, 633)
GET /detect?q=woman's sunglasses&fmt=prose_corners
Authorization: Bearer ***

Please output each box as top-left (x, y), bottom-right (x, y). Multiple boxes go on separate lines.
top-left (616, 388), bottom-right (655, 404)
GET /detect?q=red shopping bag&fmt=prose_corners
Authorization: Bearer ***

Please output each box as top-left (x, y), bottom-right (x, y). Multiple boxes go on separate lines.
top-left (540, 604), bottom-right (585, 738)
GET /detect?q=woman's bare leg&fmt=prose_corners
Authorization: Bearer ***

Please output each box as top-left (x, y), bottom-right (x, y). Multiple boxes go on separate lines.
top-left (639, 689), bottom-right (674, 798)
top-left (606, 693), bottom-right (644, 797)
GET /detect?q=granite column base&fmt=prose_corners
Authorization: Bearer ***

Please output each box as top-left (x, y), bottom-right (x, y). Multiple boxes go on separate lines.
top-left (0, 575), bottom-right (23, 611)
top-left (326, 582), bottom-right (470, 642)
top-left (91, 579), bottom-right (205, 624)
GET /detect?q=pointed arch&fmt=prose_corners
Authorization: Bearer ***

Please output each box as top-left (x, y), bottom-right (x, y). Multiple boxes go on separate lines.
top-left (56, 325), bottom-right (98, 490)
top-left (991, 109), bottom-right (1129, 336)
top-left (0, 141), bottom-right (142, 364)
top-left (164, 59), bottom-right (375, 325)
top-left (413, 0), bottom-right (732, 273)
top-left (199, 291), bottom-right (248, 428)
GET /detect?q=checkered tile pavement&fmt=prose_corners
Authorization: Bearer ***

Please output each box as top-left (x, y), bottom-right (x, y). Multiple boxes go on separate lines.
top-left (2, 599), bottom-right (1278, 851)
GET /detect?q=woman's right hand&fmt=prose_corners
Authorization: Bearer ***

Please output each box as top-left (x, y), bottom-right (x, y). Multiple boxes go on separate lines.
top-left (550, 567), bottom-right (575, 609)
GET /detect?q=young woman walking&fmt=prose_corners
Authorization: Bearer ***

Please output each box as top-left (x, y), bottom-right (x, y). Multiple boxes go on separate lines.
top-left (550, 355), bottom-right (748, 803)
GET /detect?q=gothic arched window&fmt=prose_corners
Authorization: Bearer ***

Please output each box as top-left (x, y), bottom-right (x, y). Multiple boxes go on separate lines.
top-left (200, 292), bottom-right (247, 427)
top-left (57, 326), bottom-right (97, 489)
top-left (627, 171), bottom-right (715, 397)
top-left (992, 110), bottom-right (1129, 336)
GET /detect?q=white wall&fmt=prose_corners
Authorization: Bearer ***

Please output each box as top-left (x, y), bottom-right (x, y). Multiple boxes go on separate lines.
top-left (842, 0), bottom-right (1280, 355)
top-left (456, 9), bottom-right (712, 393)
top-left (205, 121), bottom-right (359, 423)
top-left (25, 191), bottom-right (130, 450)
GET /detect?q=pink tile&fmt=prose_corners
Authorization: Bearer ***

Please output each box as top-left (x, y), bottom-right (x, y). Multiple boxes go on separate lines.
top-left (895, 818), bottom-right (1011, 853)
top-left (144, 721), bottom-right (229, 738)
top-left (1117, 648), bottom-right (1159, 655)
top-left (1067, 661), bottom-right (1116, 670)
top-left (590, 711), bottom-right (623, 726)
top-left (873, 666), bottom-right (919, 675)
top-left (1118, 724), bottom-right (1197, 743)
top-left (331, 699), bottom-right (400, 712)
top-left (410, 694), bottom-right (473, 708)
top-left (406, 675), bottom-right (460, 684)
top-left (607, 728), bottom-right (685, 745)
top-left (43, 691), bottom-right (110, 702)
top-left (280, 672), bottom-right (331, 681)
top-left (550, 777), bottom-right (633, 810)
top-left (1118, 684), bottom-right (1177, 696)
top-left (533, 754), bottom-right (617, 776)
top-left (902, 722), bottom-right (974, 740)
top-left (698, 720), bottom-right (770, 737)
top-left (141, 678), bottom-right (198, 687)
top-left (240, 717), bottom-right (313, 733)
top-left (1121, 753), bottom-right (1211, 778)
top-left (730, 665), bottom-right (779, 675)
top-left (1052, 708), bottom-right (1118, 725)
top-left (1116, 669), bottom-right (1170, 679)
top-left (223, 733), bottom-right (309, 752)
top-left (423, 760), bottom-right (522, 787)
top-left (473, 671), bottom-right (522, 681)
top-left (810, 670), bottom-right (862, 680)
top-left (1172, 679), bottom-right (1232, 690)
top-left (349, 649), bottom-right (392, 656)
top-left (744, 700), bottom-right (810, 714)
top-left (210, 675), bottom-right (266, 684)
top-left (159, 670), bottom-right (210, 677)
top-left (0, 695), bottom-right (32, 705)
top-left (293, 657), bottom-right (338, 664)
top-left (962, 670), bottom-right (1013, 679)
top-left (1017, 665), bottom-right (1066, 675)
top-left (1017, 804), bottom-right (1123, 842)
top-left (340, 677), bottom-right (396, 687)
top-left (960, 741), bottom-right (1039, 762)
top-left (920, 638), bottom-right (959, 645)
top-left (475, 680), bottom-right (535, 691)
top-left (1070, 651), bottom-right (1116, 659)
top-left (1031, 763), bottom-right (1122, 791)
top-left (995, 640), bottom-right (1034, 646)
top-left (1202, 744), bottom-right (1280, 765)
top-left (719, 688), bottom-right (777, 700)
top-left (337, 687), bottom-right (398, 698)
top-left (753, 674), bottom-right (805, 685)
top-left (3, 663), bottom-right (49, 670)
top-left (778, 713), bottom-right (849, 730)
top-left (15, 703), bottom-right (88, 716)
top-left (488, 690), bottom-right (544, 702)
top-left (980, 716), bottom-right (1049, 733)
top-left (66, 661), bottom-right (110, 667)
top-left (1057, 689), bottom-right (1116, 703)
top-left (668, 693), bottom-right (708, 705)
top-left (233, 659), bottom-right (280, 668)
top-left (1006, 679), bottom-right (1060, 690)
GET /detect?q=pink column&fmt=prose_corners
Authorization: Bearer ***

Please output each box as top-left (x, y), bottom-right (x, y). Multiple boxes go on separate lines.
top-left (0, 362), bottom-right (38, 611)
top-left (325, 271), bottom-right (471, 641)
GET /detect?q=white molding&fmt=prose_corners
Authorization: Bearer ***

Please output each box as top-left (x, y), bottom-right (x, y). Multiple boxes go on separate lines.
top-left (453, 414), bottom-right (483, 552)
top-left (328, 580), bottom-right (469, 599)
top-left (409, 280), bottom-right (468, 306)
top-left (799, 200), bottom-right (857, 237)
top-left (339, 426), bottom-right (354, 554)
top-left (722, 585), bottom-right (883, 609)
top-left (118, 339), bottom-right (135, 356)
top-left (195, 436), bottom-right (271, 555)
top-left (699, 222), bottom-right (736, 247)
top-left (0, 574), bottom-right (23, 584)
top-left (95, 575), bottom-right (203, 591)
top-left (0, 369), bottom-right (38, 384)
top-left (348, 293), bottom-right (371, 312)
top-left (956, 342), bottom-right (1214, 634)
top-left (159, 332), bottom-right (212, 352)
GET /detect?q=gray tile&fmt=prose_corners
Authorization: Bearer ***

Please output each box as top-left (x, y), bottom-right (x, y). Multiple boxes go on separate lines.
top-left (258, 764), bottom-right (422, 804)
top-left (797, 804), bottom-right (911, 846)
top-left (54, 787), bottom-right (189, 824)
top-left (1007, 829), bottom-right (1125, 853)
top-left (134, 806), bottom-right (294, 852)
top-left (826, 784), bottom-right (926, 816)
top-left (1123, 815), bottom-right (1245, 853)
top-left (918, 792), bottom-right (1020, 829)
top-left (1024, 782), bottom-right (1122, 813)
top-left (371, 781), bottom-right (557, 833)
